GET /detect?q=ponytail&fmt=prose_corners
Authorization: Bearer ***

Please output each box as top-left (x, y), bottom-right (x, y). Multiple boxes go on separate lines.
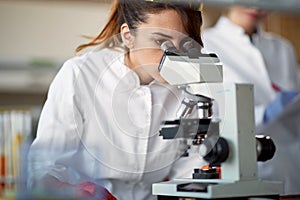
top-left (76, 0), bottom-right (122, 54)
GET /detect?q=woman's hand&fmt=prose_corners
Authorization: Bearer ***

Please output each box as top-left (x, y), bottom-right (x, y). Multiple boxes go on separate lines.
top-left (75, 181), bottom-right (117, 200)
top-left (264, 91), bottom-right (298, 123)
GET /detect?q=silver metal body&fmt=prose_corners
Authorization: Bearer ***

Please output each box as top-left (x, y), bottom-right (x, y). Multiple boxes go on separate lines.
top-left (153, 53), bottom-right (283, 198)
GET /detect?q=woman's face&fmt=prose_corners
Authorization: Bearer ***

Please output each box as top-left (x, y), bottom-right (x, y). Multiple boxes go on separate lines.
top-left (228, 6), bottom-right (267, 33)
top-left (121, 9), bottom-right (191, 84)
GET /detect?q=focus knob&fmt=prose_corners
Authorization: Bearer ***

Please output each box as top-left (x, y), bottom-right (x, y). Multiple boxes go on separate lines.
top-left (199, 136), bottom-right (229, 165)
top-left (256, 135), bottom-right (276, 162)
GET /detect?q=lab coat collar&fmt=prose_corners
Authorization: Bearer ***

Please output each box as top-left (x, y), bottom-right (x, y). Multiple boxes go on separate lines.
top-left (216, 16), bottom-right (265, 43)
top-left (114, 51), bottom-right (163, 87)
top-left (112, 50), bottom-right (142, 88)
top-left (215, 16), bottom-right (246, 36)
top-left (251, 25), bottom-right (265, 45)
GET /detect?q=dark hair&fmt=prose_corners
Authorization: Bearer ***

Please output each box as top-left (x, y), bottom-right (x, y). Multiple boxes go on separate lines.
top-left (76, 0), bottom-right (203, 53)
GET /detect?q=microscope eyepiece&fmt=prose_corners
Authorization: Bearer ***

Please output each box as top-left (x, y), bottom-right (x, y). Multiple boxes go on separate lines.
top-left (160, 41), bottom-right (176, 52)
top-left (180, 38), bottom-right (202, 58)
top-left (181, 40), bottom-right (195, 52)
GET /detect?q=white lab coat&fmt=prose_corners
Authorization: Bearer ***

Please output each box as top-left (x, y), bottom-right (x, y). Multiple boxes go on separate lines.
top-left (202, 16), bottom-right (300, 127)
top-left (203, 16), bottom-right (300, 195)
top-left (28, 48), bottom-right (205, 200)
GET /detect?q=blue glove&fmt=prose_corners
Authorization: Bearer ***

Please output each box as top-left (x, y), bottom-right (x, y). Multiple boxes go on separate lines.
top-left (263, 91), bottom-right (298, 123)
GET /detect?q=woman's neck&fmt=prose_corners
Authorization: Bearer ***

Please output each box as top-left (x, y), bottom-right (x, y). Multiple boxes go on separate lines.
top-left (227, 15), bottom-right (257, 36)
top-left (124, 52), bottom-right (154, 85)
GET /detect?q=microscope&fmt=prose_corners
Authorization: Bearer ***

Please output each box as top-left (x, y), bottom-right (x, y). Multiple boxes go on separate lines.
top-left (152, 41), bottom-right (283, 199)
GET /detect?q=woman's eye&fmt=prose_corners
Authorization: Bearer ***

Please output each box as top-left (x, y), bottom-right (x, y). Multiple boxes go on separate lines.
top-left (155, 39), bottom-right (167, 46)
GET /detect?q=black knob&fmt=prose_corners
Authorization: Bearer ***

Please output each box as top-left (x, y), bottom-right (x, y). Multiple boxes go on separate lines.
top-left (199, 136), bottom-right (229, 165)
top-left (256, 135), bottom-right (276, 162)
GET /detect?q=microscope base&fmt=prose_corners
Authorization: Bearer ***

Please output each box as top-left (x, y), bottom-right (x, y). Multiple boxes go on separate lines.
top-left (157, 195), bottom-right (279, 200)
top-left (153, 179), bottom-right (283, 199)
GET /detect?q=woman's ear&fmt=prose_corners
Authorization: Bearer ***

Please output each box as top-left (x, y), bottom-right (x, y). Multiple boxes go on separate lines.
top-left (120, 23), bottom-right (135, 49)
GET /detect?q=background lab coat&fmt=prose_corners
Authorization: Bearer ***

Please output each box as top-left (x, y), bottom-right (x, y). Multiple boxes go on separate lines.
top-left (28, 48), bottom-right (206, 200)
top-left (203, 16), bottom-right (300, 194)
top-left (202, 16), bottom-right (300, 127)
top-left (259, 94), bottom-right (300, 195)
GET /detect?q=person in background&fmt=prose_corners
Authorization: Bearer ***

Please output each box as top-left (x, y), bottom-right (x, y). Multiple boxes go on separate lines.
top-left (27, 0), bottom-right (205, 199)
top-left (202, 6), bottom-right (300, 128)
top-left (202, 6), bottom-right (300, 195)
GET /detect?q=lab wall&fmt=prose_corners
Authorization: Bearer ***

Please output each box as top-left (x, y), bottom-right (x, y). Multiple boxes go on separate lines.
top-left (0, 1), bottom-right (111, 98)
top-left (264, 14), bottom-right (300, 64)
top-left (0, 0), bottom-right (111, 137)
top-left (0, 0), bottom-right (111, 62)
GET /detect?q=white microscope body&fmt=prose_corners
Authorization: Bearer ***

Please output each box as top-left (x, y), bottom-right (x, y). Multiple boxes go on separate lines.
top-left (152, 51), bottom-right (283, 199)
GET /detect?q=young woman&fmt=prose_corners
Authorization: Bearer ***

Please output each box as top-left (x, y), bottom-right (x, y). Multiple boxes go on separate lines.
top-left (28, 0), bottom-right (205, 199)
